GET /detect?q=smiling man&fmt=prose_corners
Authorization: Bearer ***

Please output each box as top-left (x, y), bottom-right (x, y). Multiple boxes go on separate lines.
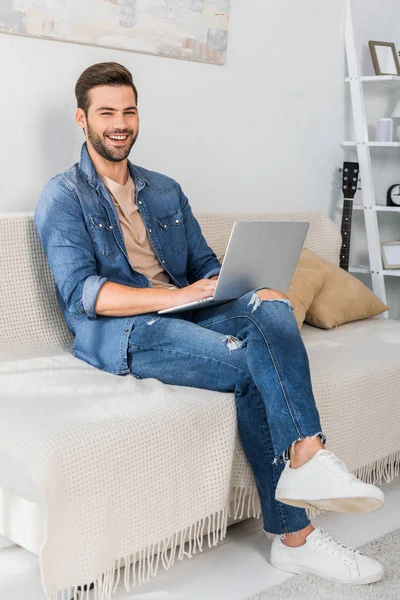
top-left (34, 62), bottom-right (385, 587)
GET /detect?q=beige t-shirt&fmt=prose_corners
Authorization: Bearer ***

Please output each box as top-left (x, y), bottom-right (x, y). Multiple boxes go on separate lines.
top-left (99, 173), bottom-right (177, 289)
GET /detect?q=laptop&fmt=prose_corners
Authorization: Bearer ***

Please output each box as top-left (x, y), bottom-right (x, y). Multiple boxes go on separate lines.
top-left (158, 221), bottom-right (310, 315)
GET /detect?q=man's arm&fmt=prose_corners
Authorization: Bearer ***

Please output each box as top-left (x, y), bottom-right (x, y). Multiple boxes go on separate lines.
top-left (94, 278), bottom-right (217, 316)
top-left (34, 177), bottom-right (218, 318)
top-left (34, 177), bottom-right (109, 320)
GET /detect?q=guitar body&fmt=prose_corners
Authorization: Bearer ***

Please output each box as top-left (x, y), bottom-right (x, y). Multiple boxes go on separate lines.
top-left (339, 162), bottom-right (360, 271)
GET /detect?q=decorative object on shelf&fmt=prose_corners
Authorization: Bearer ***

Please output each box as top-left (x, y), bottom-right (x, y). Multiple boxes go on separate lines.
top-left (376, 118), bottom-right (393, 142)
top-left (369, 41), bottom-right (400, 76)
top-left (338, 161), bottom-right (360, 272)
top-left (381, 241), bottom-right (400, 269)
top-left (0, 1), bottom-right (230, 65)
top-left (390, 99), bottom-right (400, 141)
top-left (387, 184), bottom-right (400, 207)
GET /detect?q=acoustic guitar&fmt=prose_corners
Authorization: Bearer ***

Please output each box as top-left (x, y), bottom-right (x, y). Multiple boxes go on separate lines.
top-left (339, 161), bottom-right (360, 271)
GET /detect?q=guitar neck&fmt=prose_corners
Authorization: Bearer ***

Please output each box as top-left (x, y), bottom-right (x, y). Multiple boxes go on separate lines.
top-left (340, 198), bottom-right (353, 271)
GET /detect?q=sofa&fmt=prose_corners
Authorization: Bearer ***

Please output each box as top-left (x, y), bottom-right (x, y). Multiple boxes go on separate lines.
top-left (1, 210), bottom-right (399, 599)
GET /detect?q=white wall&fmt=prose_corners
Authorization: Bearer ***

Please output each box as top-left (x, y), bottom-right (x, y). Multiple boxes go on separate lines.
top-left (1, 0), bottom-right (399, 314)
top-left (0, 0), bottom-right (347, 215)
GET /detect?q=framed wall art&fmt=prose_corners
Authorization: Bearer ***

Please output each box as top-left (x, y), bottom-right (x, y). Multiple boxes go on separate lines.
top-left (0, 1), bottom-right (230, 65)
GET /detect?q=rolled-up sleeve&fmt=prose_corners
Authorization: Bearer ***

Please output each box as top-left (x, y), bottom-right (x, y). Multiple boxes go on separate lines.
top-left (34, 176), bottom-right (108, 320)
top-left (81, 275), bottom-right (108, 319)
top-left (202, 268), bottom-right (221, 279)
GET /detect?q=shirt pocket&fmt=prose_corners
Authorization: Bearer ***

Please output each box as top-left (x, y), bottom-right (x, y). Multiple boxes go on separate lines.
top-left (88, 214), bottom-right (119, 258)
top-left (155, 209), bottom-right (187, 254)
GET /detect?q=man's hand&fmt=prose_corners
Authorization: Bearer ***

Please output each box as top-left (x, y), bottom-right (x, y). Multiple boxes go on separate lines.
top-left (170, 279), bottom-right (218, 307)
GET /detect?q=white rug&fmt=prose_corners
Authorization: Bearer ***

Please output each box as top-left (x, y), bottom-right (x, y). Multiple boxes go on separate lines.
top-left (247, 529), bottom-right (400, 600)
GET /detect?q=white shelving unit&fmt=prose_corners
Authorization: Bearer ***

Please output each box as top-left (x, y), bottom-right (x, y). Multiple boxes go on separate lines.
top-left (343, 141), bottom-right (400, 147)
top-left (343, 0), bottom-right (400, 316)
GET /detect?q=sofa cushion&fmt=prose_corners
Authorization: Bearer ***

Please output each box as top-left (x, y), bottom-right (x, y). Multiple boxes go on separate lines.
top-left (303, 250), bottom-right (389, 328)
top-left (300, 318), bottom-right (400, 472)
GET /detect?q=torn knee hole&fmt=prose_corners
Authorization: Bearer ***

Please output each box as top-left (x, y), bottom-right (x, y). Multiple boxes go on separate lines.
top-left (223, 335), bottom-right (246, 353)
top-left (248, 291), bottom-right (292, 314)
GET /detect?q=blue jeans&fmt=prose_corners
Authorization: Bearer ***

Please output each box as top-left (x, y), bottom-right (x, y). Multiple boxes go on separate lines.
top-left (127, 288), bottom-right (326, 535)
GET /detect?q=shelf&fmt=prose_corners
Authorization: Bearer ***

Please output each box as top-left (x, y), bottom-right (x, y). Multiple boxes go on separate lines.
top-left (373, 205), bottom-right (400, 212)
top-left (337, 204), bottom-right (400, 212)
top-left (345, 75), bottom-right (400, 88)
top-left (349, 265), bottom-right (400, 276)
top-left (349, 265), bottom-right (371, 274)
top-left (343, 141), bottom-right (400, 147)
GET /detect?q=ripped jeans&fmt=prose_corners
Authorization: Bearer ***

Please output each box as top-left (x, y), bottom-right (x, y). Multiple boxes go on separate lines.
top-left (127, 288), bottom-right (326, 536)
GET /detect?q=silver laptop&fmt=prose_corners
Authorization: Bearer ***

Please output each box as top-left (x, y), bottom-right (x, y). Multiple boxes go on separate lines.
top-left (158, 221), bottom-right (310, 315)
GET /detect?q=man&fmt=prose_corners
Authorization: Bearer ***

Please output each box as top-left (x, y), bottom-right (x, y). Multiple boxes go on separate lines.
top-left (34, 62), bottom-right (385, 585)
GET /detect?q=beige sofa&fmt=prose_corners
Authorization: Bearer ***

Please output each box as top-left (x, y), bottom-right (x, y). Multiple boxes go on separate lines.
top-left (0, 211), bottom-right (399, 595)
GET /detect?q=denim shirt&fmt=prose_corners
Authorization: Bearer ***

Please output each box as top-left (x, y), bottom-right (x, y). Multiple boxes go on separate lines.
top-left (34, 142), bottom-right (221, 375)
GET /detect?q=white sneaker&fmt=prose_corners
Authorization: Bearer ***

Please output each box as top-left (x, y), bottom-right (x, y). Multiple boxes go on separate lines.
top-left (275, 449), bottom-right (385, 513)
top-left (270, 527), bottom-right (384, 584)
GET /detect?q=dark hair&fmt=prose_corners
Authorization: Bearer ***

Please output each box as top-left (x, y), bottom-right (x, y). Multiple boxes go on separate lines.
top-left (75, 62), bottom-right (138, 116)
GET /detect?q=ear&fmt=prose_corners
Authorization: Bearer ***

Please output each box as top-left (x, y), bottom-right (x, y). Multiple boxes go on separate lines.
top-left (76, 108), bottom-right (87, 134)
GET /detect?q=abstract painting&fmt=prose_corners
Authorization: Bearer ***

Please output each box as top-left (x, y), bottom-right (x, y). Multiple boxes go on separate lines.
top-left (0, 0), bottom-right (230, 65)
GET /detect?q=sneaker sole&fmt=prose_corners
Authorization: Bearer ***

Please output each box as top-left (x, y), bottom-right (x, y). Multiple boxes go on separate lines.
top-left (275, 495), bottom-right (384, 513)
top-left (270, 557), bottom-right (385, 584)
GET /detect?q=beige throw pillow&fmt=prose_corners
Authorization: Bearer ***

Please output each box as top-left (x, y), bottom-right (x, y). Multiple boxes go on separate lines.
top-left (304, 250), bottom-right (389, 329)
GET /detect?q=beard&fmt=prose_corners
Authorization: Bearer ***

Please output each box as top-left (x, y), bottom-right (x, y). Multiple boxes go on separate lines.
top-left (86, 121), bottom-right (139, 162)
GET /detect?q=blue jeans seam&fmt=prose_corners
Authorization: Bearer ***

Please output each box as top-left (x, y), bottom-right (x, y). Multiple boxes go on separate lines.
top-left (128, 345), bottom-right (251, 378)
top-left (253, 386), bottom-right (288, 534)
top-left (255, 389), bottom-right (311, 536)
top-left (201, 313), bottom-right (304, 440)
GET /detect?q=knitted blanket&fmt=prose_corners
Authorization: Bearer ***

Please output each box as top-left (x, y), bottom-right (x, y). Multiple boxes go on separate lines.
top-left (0, 345), bottom-right (261, 600)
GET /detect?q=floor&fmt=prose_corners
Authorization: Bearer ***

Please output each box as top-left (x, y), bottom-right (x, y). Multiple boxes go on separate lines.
top-left (1, 477), bottom-right (400, 600)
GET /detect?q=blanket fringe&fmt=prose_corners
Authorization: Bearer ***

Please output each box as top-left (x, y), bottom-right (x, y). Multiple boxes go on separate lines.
top-left (49, 450), bottom-right (400, 600)
top-left (229, 484), bottom-right (262, 521)
top-left (353, 449), bottom-right (400, 486)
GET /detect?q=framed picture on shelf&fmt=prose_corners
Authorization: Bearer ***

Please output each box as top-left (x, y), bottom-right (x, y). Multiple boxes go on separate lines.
top-left (369, 41), bottom-right (400, 76)
top-left (380, 241), bottom-right (400, 269)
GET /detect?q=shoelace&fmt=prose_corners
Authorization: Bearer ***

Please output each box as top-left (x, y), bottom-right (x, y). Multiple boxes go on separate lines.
top-left (317, 529), bottom-right (360, 560)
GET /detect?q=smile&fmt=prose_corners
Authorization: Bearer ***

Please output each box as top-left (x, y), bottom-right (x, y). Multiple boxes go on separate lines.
top-left (106, 134), bottom-right (130, 141)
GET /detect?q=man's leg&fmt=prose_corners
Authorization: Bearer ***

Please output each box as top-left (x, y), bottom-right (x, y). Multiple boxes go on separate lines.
top-left (189, 289), bottom-right (326, 465)
top-left (189, 289), bottom-right (384, 515)
top-left (127, 304), bottom-right (384, 584)
top-left (127, 311), bottom-right (311, 536)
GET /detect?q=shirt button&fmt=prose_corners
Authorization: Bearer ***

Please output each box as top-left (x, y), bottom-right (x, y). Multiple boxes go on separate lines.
top-left (162, 260), bottom-right (165, 264)
top-left (99, 223), bottom-right (103, 228)
top-left (175, 219), bottom-right (180, 224)
top-left (138, 200), bottom-right (142, 205)
top-left (149, 228), bottom-right (152, 233)
top-left (108, 225), bottom-right (113, 230)
top-left (81, 309), bottom-right (86, 314)
top-left (124, 328), bottom-right (129, 333)
top-left (164, 225), bottom-right (168, 229)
